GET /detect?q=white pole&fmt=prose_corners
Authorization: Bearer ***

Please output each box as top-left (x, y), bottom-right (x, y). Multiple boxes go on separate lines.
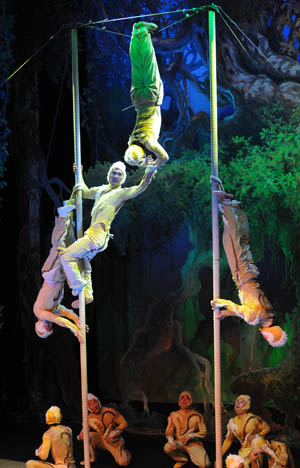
top-left (71, 28), bottom-right (90, 468)
top-left (208, 8), bottom-right (223, 468)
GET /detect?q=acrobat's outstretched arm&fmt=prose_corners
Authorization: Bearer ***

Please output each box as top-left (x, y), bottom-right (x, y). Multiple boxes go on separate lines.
top-left (123, 165), bottom-right (157, 200)
top-left (211, 299), bottom-right (261, 326)
top-left (34, 306), bottom-right (84, 343)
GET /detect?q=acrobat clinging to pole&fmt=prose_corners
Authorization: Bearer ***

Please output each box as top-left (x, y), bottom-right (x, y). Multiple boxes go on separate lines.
top-left (60, 162), bottom-right (157, 297)
top-left (34, 202), bottom-right (92, 343)
top-left (210, 176), bottom-right (288, 347)
top-left (124, 22), bottom-right (169, 169)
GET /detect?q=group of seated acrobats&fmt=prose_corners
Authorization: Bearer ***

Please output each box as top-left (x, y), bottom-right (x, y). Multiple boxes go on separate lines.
top-left (29, 21), bottom-right (289, 468)
top-left (26, 392), bottom-right (292, 468)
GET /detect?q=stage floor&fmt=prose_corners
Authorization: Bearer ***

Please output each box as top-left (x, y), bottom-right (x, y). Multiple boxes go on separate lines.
top-left (1, 421), bottom-right (300, 467)
top-left (0, 462), bottom-right (25, 468)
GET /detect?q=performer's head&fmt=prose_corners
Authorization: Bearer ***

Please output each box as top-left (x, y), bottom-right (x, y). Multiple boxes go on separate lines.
top-left (225, 454), bottom-right (244, 468)
top-left (35, 320), bottom-right (53, 338)
top-left (178, 390), bottom-right (193, 410)
top-left (260, 325), bottom-right (288, 347)
top-left (88, 393), bottom-right (101, 413)
top-left (124, 144), bottom-right (146, 167)
top-left (46, 406), bottom-right (62, 425)
top-left (235, 395), bottom-right (251, 414)
top-left (107, 161), bottom-right (126, 186)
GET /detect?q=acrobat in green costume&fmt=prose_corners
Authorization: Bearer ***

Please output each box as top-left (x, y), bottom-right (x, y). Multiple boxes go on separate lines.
top-left (124, 22), bottom-right (169, 169)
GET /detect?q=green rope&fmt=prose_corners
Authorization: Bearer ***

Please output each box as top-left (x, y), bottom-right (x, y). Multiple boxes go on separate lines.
top-left (86, 25), bottom-right (131, 38)
top-left (76, 5), bottom-right (213, 28)
top-left (2, 26), bottom-right (65, 86)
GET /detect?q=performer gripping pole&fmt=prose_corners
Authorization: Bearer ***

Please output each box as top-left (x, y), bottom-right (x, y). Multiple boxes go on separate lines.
top-left (208, 7), bottom-right (222, 468)
top-left (71, 28), bottom-right (90, 468)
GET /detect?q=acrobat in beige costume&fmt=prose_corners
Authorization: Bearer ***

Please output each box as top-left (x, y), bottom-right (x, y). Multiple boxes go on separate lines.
top-left (124, 22), bottom-right (169, 168)
top-left (26, 406), bottom-right (75, 468)
top-left (77, 393), bottom-right (131, 466)
top-left (222, 395), bottom-right (271, 468)
top-left (210, 177), bottom-right (287, 347)
top-left (60, 161), bottom-right (156, 296)
top-left (251, 437), bottom-right (294, 468)
top-left (164, 391), bottom-right (210, 468)
top-left (34, 204), bottom-right (92, 343)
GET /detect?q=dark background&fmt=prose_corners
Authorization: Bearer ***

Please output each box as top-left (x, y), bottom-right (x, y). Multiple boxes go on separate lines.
top-left (0, 0), bottom-right (300, 465)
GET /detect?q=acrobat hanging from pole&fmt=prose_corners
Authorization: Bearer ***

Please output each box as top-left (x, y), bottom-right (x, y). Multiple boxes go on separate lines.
top-left (33, 200), bottom-right (92, 343)
top-left (211, 176), bottom-right (288, 347)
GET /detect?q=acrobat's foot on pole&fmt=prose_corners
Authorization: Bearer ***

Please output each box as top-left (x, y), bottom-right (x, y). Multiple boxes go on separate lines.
top-left (71, 294), bottom-right (93, 309)
top-left (72, 281), bottom-right (87, 297)
top-left (214, 190), bottom-right (234, 201)
top-left (210, 174), bottom-right (223, 185)
top-left (57, 204), bottom-right (75, 218)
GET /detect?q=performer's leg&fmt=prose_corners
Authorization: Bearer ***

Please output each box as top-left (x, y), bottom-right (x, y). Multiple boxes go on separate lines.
top-left (164, 442), bottom-right (189, 466)
top-left (222, 203), bottom-right (259, 286)
top-left (185, 442), bottom-right (210, 467)
top-left (71, 257), bottom-right (93, 308)
top-left (26, 461), bottom-right (54, 468)
top-left (101, 435), bottom-right (132, 467)
top-left (60, 235), bottom-right (96, 295)
top-left (130, 22), bottom-right (163, 107)
top-left (42, 216), bottom-right (72, 275)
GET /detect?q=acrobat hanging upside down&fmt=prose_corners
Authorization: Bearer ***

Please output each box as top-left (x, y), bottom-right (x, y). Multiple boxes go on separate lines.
top-left (210, 176), bottom-right (287, 347)
top-left (124, 21), bottom-right (169, 169)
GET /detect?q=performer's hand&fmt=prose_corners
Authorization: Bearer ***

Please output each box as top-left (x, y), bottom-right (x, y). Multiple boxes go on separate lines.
top-left (73, 183), bottom-right (83, 193)
top-left (73, 163), bottom-right (83, 172)
top-left (145, 155), bottom-right (157, 166)
top-left (211, 299), bottom-right (228, 318)
top-left (247, 434), bottom-right (256, 443)
top-left (181, 434), bottom-right (191, 445)
top-left (169, 440), bottom-right (178, 450)
top-left (105, 429), bottom-right (120, 443)
top-left (76, 329), bottom-right (84, 344)
top-left (77, 431), bottom-right (83, 441)
top-left (76, 319), bottom-right (89, 334)
top-left (251, 450), bottom-right (260, 461)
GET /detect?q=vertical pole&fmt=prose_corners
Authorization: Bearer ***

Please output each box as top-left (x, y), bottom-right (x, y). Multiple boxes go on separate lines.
top-left (71, 28), bottom-right (90, 468)
top-left (208, 9), bottom-right (222, 468)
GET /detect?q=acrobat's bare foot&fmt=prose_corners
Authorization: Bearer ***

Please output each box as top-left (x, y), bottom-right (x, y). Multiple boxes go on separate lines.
top-left (133, 22), bottom-right (158, 34)
top-left (57, 204), bottom-right (75, 218)
top-left (80, 460), bottom-right (95, 465)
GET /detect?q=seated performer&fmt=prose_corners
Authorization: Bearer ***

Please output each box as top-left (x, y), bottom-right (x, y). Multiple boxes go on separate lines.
top-left (210, 176), bottom-right (287, 347)
top-left (34, 203), bottom-right (91, 343)
top-left (60, 161), bottom-right (156, 296)
top-left (77, 393), bottom-right (131, 466)
top-left (26, 406), bottom-right (75, 468)
top-left (222, 394), bottom-right (271, 468)
top-left (164, 390), bottom-right (210, 468)
top-left (251, 437), bottom-right (293, 468)
top-left (226, 454), bottom-right (245, 468)
top-left (124, 21), bottom-right (169, 168)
